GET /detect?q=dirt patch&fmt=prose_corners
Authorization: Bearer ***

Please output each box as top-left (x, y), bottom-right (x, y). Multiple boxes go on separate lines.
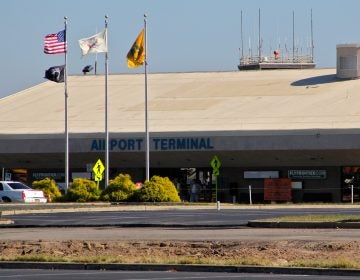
top-left (1, 240), bottom-right (360, 267)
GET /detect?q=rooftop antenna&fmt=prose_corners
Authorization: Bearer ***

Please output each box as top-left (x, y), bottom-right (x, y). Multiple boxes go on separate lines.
top-left (310, 9), bottom-right (314, 62)
top-left (292, 10), bottom-right (295, 62)
top-left (248, 37), bottom-right (252, 57)
top-left (241, 10), bottom-right (244, 58)
top-left (258, 8), bottom-right (261, 61)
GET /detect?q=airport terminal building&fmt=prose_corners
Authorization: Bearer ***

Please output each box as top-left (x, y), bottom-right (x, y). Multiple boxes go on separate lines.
top-left (2, 55), bottom-right (360, 202)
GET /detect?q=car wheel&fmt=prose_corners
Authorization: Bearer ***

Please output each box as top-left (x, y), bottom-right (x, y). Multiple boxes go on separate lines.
top-left (2, 197), bottom-right (11, 203)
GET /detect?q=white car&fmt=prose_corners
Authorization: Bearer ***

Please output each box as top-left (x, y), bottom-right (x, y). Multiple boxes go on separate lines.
top-left (0, 181), bottom-right (47, 203)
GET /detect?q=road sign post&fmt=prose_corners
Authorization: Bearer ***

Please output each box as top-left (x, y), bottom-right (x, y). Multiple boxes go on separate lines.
top-left (210, 155), bottom-right (221, 204)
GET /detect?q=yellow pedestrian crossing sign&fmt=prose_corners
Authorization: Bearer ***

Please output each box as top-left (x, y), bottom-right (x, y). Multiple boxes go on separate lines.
top-left (93, 159), bottom-right (105, 182)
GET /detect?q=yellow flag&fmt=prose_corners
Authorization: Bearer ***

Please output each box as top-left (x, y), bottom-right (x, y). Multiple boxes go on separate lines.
top-left (127, 29), bottom-right (145, 68)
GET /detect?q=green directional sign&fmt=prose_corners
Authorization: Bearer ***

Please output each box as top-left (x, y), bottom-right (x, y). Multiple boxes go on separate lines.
top-left (211, 155), bottom-right (221, 175)
top-left (210, 155), bottom-right (221, 203)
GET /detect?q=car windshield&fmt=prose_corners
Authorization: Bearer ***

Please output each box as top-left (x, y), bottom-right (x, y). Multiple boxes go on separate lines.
top-left (7, 182), bottom-right (32, 190)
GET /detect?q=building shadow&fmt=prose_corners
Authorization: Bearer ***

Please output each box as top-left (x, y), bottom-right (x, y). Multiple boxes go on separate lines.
top-left (291, 74), bottom-right (341, 86)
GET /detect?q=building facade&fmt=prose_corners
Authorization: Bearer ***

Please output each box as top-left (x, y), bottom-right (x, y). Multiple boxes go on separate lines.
top-left (1, 69), bottom-right (360, 202)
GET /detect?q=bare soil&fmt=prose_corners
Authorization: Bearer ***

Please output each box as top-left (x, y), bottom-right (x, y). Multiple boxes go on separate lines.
top-left (1, 240), bottom-right (360, 267)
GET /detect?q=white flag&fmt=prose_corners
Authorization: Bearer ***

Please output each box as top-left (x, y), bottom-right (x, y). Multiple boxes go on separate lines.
top-left (78, 29), bottom-right (107, 56)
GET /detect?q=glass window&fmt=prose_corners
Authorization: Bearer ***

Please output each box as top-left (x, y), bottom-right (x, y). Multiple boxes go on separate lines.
top-left (7, 182), bottom-right (31, 190)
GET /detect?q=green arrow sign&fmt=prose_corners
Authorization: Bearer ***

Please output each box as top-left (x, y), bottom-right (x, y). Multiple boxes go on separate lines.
top-left (211, 155), bottom-right (221, 173)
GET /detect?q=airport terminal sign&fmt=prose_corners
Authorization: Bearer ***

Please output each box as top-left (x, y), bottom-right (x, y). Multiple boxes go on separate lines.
top-left (288, 169), bottom-right (327, 180)
top-left (90, 137), bottom-right (214, 152)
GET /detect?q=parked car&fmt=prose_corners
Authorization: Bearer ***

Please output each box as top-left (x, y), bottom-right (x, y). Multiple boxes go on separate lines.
top-left (0, 181), bottom-right (47, 203)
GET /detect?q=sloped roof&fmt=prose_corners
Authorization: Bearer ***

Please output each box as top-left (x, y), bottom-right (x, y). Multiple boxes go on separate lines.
top-left (1, 68), bottom-right (359, 135)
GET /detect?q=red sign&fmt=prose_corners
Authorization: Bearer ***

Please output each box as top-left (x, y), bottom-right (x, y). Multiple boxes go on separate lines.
top-left (264, 178), bottom-right (292, 201)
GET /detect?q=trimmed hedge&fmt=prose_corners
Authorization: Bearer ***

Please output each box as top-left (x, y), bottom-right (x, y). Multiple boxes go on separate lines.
top-left (101, 174), bottom-right (137, 202)
top-left (64, 178), bottom-right (101, 202)
top-left (32, 178), bottom-right (62, 202)
top-left (136, 176), bottom-right (181, 202)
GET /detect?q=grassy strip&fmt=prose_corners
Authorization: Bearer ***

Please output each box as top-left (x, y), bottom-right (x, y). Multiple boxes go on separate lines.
top-left (258, 214), bottom-right (360, 223)
top-left (1, 254), bottom-right (360, 269)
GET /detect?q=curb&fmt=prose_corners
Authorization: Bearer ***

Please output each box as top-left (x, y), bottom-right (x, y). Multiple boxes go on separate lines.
top-left (0, 262), bottom-right (360, 276)
top-left (1, 203), bottom-right (360, 216)
top-left (248, 221), bottom-right (360, 229)
top-left (0, 223), bottom-right (246, 229)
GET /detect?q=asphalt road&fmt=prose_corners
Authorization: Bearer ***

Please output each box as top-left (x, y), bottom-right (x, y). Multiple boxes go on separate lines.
top-left (0, 269), bottom-right (358, 280)
top-left (2, 207), bottom-right (360, 278)
top-left (2, 207), bottom-right (360, 241)
top-left (5, 208), bottom-right (360, 227)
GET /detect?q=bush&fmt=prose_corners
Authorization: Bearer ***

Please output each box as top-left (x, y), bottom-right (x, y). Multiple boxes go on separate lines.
top-left (64, 178), bottom-right (101, 202)
top-left (136, 176), bottom-right (181, 202)
top-left (32, 178), bottom-right (62, 202)
top-left (101, 174), bottom-right (137, 202)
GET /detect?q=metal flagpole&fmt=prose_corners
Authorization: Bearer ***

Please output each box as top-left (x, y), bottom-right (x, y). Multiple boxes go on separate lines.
top-left (105, 15), bottom-right (109, 187)
top-left (310, 9), bottom-right (314, 63)
top-left (292, 10), bottom-right (295, 62)
top-left (258, 8), bottom-right (261, 61)
top-left (64, 16), bottom-right (69, 192)
top-left (241, 10), bottom-right (243, 58)
top-left (144, 14), bottom-right (150, 181)
top-left (95, 28), bottom-right (98, 75)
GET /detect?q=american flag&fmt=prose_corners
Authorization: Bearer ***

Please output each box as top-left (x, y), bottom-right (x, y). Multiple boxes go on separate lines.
top-left (44, 30), bottom-right (67, 54)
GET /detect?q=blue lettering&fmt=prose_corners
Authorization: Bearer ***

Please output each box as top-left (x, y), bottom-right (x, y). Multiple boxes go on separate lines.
top-left (206, 138), bottom-right (214, 149)
top-left (191, 138), bottom-right (199, 149)
top-left (168, 139), bottom-right (176, 150)
top-left (91, 137), bottom-right (214, 151)
top-left (153, 139), bottom-right (161, 150)
top-left (110, 139), bottom-right (117, 150)
top-left (128, 139), bottom-right (135, 150)
top-left (91, 139), bottom-right (100, 151)
top-left (136, 139), bottom-right (143, 150)
top-left (199, 138), bottom-right (207, 149)
top-left (177, 138), bottom-right (186, 149)
top-left (161, 139), bottom-right (168, 150)
top-left (118, 139), bottom-right (127, 150)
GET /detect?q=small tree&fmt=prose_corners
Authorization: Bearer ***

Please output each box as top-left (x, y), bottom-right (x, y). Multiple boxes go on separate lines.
top-left (64, 178), bottom-right (101, 202)
top-left (101, 173), bottom-right (137, 202)
top-left (137, 176), bottom-right (181, 202)
top-left (32, 178), bottom-right (62, 202)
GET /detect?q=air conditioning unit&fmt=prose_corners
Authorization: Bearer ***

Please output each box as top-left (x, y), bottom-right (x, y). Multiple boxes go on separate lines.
top-left (336, 44), bottom-right (360, 79)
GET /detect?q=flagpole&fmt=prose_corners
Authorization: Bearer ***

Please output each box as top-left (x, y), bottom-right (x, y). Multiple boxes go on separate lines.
top-left (95, 27), bottom-right (98, 75)
top-left (105, 15), bottom-right (109, 187)
top-left (144, 14), bottom-right (149, 181)
top-left (64, 16), bottom-right (69, 192)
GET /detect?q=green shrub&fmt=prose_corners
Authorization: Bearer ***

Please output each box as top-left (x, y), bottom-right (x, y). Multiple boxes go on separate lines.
top-left (32, 178), bottom-right (62, 202)
top-left (101, 174), bottom-right (137, 202)
top-left (136, 176), bottom-right (181, 202)
top-left (64, 178), bottom-right (101, 202)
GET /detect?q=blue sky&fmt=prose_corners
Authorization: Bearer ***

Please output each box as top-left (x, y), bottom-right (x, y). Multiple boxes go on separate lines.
top-left (1, 0), bottom-right (360, 98)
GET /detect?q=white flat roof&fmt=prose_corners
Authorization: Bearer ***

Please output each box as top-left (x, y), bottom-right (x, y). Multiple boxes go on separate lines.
top-left (1, 68), bottom-right (359, 135)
